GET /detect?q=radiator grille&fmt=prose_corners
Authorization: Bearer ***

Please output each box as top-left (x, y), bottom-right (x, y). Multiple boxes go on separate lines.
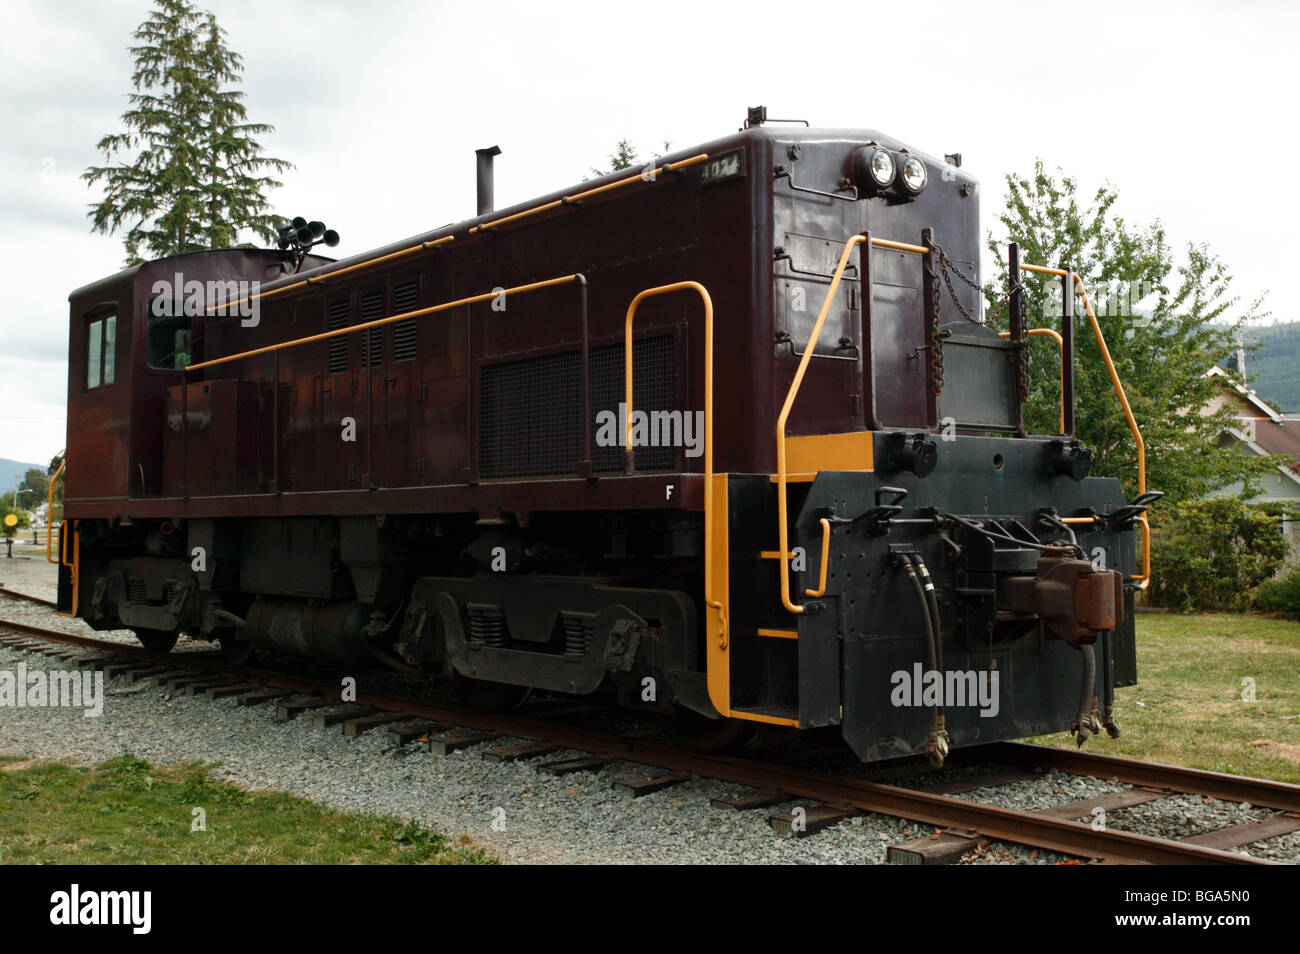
top-left (392, 281), bottom-right (419, 362)
top-left (360, 292), bottom-right (384, 368)
top-left (326, 300), bottom-right (349, 374)
top-left (479, 335), bottom-right (677, 479)
top-left (591, 335), bottom-right (677, 474)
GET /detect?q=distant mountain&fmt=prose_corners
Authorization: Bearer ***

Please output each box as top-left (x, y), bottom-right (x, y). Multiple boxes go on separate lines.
top-left (1215, 323), bottom-right (1300, 414)
top-left (0, 458), bottom-right (46, 495)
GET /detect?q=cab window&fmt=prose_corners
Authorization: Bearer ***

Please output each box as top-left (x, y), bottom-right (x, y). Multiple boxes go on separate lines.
top-left (86, 314), bottom-right (116, 389)
top-left (147, 297), bottom-right (192, 370)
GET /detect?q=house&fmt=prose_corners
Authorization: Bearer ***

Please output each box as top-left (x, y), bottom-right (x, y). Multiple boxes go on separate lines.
top-left (1204, 364), bottom-right (1300, 554)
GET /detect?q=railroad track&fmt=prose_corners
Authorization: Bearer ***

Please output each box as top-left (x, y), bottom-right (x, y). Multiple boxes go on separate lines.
top-left (0, 587), bottom-right (56, 608)
top-left (1, 608), bottom-right (1297, 865)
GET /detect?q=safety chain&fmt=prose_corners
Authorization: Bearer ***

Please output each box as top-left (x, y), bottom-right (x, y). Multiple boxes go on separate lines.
top-left (1014, 282), bottom-right (1031, 402)
top-left (931, 244), bottom-right (985, 326)
top-left (931, 243), bottom-right (1034, 400)
top-left (925, 254), bottom-right (945, 395)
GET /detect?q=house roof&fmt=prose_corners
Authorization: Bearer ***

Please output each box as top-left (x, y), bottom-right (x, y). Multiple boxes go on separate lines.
top-left (1207, 366), bottom-right (1300, 480)
top-left (1253, 417), bottom-right (1300, 466)
top-left (1205, 366), bottom-right (1283, 421)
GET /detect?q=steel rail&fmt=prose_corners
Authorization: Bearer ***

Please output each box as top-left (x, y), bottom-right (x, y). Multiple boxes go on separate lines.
top-left (0, 617), bottom-right (1281, 865)
top-left (0, 587), bottom-right (56, 608)
top-left (982, 741), bottom-right (1300, 816)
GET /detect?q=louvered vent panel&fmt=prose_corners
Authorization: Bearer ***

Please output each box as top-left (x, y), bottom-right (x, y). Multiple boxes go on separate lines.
top-left (392, 281), bottom-right (418, 363)
top-left (326, 300), bottom-right (350, 375)
top-left (360, 292), bottom-right (384, 368)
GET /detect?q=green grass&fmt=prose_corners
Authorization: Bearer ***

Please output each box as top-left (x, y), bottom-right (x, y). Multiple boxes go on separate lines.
top-left (0, 755), bottom-right (497, 864)
top-left (1029, 613), bottom-right (1300, 783)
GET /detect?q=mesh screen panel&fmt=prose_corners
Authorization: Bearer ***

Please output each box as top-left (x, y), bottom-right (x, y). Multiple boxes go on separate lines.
top-left (479, 334), bottom-right (677, 479)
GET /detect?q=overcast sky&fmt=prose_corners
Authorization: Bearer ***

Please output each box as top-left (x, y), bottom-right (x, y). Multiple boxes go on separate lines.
top-left (1, 0), bottom-right (1295, 467)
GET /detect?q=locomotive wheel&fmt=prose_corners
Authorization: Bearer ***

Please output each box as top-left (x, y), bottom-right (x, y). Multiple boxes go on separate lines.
top-left (220, 634), bottom-right (258, 666)
top-left (661, 706), bottom-right (758, 754)
top-left (452, 671), bottom-right (530, 713)
top-left (133, 628), bottom-right (179, 653)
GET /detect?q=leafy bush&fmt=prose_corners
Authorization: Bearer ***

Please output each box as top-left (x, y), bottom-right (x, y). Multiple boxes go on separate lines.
top-left (1148, 497), bottom-right (1289, 612)
top-left (1254, 565), bottom-right (1300, 620)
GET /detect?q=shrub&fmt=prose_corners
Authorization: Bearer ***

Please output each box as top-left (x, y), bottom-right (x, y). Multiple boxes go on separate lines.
top-left (1253, 565), bottom-right (1300, 620)
top-left (1148, 496), bottom-right (1289, 612)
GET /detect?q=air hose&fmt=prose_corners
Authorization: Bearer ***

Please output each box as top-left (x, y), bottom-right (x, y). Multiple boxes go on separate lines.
top-left (1072, 642), bottom-right (1098, 747)
top-left (902, 555), bottom-right (949, 767)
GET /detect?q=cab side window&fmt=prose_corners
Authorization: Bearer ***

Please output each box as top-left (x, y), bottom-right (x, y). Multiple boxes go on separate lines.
top-left (86, 314), bottom-right (116, 389)
top-left (147, 297), bottom-right (192, 370)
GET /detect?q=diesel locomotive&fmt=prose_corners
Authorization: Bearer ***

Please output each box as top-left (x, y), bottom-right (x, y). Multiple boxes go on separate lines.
top-left (58, 107), bottom-right (1156, 764)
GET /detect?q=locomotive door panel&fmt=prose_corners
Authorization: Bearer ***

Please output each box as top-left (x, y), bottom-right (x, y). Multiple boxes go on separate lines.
top-left (415, 300), bottom-right (470, 485)
top-left (358, 288), bottom-right (387, 489)
top-left (864, 280), bottom-right (928, 429)
top-left (383, 276), bottom-right (421, 488)
top-left (774, 233), bottom-right (864, 435)
top-left (316, 293), bottom-right (360, 491)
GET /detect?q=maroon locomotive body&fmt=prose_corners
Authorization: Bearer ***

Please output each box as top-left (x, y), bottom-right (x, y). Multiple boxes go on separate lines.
top-left (60, 113), bottom-right (1148, 762)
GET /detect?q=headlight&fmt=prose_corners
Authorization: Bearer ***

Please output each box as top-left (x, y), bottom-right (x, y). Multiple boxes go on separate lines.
top-left (901, 156), bottom-right (927, 194)
top-left (868, 148), bottom-right (895, 187)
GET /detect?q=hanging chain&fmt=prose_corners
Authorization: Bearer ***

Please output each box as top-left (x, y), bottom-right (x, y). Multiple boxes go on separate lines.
top-left (929, 243), bottom-right (981, 325)
top-left (928, 242), bottom-right (1035, 400)
top-left (926, 253), bottom-right (945, 394)
top-left (1014, 282), bottom-right (1031, 402)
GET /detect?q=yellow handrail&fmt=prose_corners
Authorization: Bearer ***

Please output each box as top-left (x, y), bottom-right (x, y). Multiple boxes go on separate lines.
top-left (999, 327), bottom-right (1065, 434)
top-left (777, 235), bottom-right (864, 613)
top-left (205, 235), bottom-right (456, 315)
top-left (623, 282), bottom-right (720, 645)
top-left (46, 459), bottom-right (64, 564)
top-left (204, 154), bottom-right (710, 316)
top-left (776, 234), bottom-right (932, 614)
top-left (1072, 273), bottom-right (1145, 497)
top-left (472, 155), bottom-right (709, 234)
top-left (188, 274), bottom-right (584, 372)
top-left (805, 517), bottom-right (831, 598)
top-left (1021, 263), bottom-right (1150, 587)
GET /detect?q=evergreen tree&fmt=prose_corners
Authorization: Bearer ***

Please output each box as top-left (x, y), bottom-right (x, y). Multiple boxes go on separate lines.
top-left (589, 139), bottom-right (672, 178)
top-left (985, 162), bottom-right (1275, 504)
top-left (83, 0), bottom-right (292, 264)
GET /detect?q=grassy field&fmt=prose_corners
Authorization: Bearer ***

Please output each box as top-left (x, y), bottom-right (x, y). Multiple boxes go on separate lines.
top-left (1029, 613), bottom-right (1300, 783)
top-left (0, 755), bottom-right (496, 864)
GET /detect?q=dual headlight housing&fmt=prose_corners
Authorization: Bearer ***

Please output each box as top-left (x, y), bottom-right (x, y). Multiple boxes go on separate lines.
top-left (854, 145), bottom-right (928, 199)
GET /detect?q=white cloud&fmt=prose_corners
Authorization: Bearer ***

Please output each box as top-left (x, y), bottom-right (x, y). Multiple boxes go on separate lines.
top-left (1, 0), bottom-right (1295, 464)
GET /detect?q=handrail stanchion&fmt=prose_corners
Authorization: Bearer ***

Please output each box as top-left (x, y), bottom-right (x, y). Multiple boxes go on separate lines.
top-left (181, 368), bottom-right (188, 497)
top-left (577, 276), bottom-right (592, 478)
top-left (272, 350), bottom-right (280, 492)
top-left (999, 327), bottom-right (1065, 434)
top-left (624, 283), bottom-right (720, 644)
top-left (1060, 264), bottom-right (1075, 437)
top-left (1009, 242), bottom-right (1025, 436)
top-left (45, 460), bottom-right (64, 564)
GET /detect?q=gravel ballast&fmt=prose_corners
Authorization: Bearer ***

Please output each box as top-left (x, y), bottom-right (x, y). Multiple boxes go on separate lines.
top-left (2, 573), bottom-right (1296, 864)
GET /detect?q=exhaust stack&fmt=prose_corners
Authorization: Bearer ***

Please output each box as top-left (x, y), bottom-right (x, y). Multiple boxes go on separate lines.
top-left (475, 145), bottom-right (502, 215)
